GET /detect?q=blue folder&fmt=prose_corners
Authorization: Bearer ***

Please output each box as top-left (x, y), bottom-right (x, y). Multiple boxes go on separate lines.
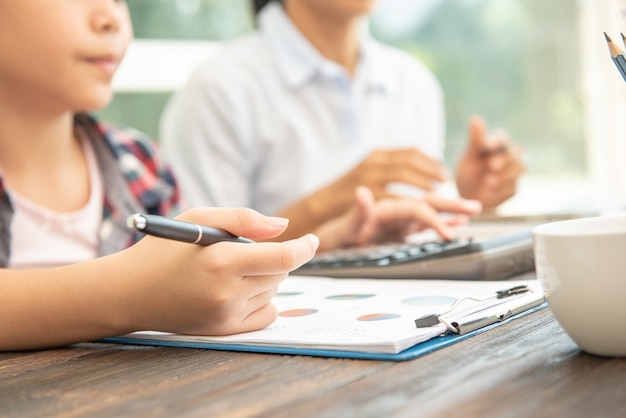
top-left (103, 303), bottom-right (546, 361)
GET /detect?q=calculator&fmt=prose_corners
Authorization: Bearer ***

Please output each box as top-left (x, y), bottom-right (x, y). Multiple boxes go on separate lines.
top-left (294, 214), bottom-right (587, 281)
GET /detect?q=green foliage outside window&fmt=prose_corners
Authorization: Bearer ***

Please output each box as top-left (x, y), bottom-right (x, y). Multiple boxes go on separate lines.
top-left (99, 0), bottom-right (585, 176)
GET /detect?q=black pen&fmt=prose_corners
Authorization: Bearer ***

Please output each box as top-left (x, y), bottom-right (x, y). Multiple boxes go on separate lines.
top-left (127, 213), bottom-right (254, 245)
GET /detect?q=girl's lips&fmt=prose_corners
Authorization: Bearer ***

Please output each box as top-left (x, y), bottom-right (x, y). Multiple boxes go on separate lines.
top-left (85, 56), bottom-right (119, 76)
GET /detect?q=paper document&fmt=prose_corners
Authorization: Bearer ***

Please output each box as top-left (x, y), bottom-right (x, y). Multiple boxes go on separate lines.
top-left (115, 276), bottom-right (544, 355)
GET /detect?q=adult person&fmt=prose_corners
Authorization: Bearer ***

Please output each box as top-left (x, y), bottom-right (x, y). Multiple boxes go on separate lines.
top-left (160, 0), bottom-right (523, 242)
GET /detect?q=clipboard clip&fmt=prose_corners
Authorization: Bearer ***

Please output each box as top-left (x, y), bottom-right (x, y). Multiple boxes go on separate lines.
top-left (495, 285), bottom-right (529, 298)
top-left (414, 285), bottom-right (545, 335)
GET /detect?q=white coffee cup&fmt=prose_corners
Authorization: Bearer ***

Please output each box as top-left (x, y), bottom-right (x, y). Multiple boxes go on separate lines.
top-left (533, 213), bottom-right (626, 357)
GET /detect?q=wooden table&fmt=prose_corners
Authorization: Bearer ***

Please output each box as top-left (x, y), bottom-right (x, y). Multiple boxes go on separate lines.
top-left (1, 303), bottom-right (625, 417)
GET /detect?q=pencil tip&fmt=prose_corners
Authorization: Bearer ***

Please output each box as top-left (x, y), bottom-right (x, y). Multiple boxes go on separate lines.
top-left (604, 32), bottom-right (612, 42)
top-left (622, 32), bottom-right (626, 41)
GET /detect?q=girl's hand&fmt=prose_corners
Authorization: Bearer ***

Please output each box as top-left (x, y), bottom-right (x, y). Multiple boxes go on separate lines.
top-left (118, 207), bottom-right (319, 336)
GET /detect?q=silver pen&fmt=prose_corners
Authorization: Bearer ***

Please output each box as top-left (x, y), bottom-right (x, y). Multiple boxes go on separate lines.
top-left (127, 214), bottom-right (254, 245)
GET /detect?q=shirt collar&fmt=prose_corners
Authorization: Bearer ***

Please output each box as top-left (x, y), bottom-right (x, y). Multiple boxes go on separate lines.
top-left (258, 2), bottom-right (393, 93)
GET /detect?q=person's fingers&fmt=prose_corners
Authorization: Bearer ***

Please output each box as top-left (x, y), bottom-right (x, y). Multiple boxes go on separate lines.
top-left (475, 169), bottom-right (520, 208)
top-left (486, 153), bottom-right (508, 172)
top-left (466, 115), bottom-right (488, 155)
top-left (239, 302), bottom-right (279, 334)
top-left (482, 175), bottom-right (519, 207)
top-left (422, 194), bottom-right (483, 216)
top-left (402, 149), bottom-right (449, 183)
top-left (405, 204), bottom-right (456, 241)
top-left (496, 157), bottom-right (525, 184)
top-left (340, 149), bottom-right (448, 201)
top-left (370, 149), bottom-right (448, 185)
top-left (352, 186), bottom-right (378, 245)
top-left (442, 214), bottom-right (472, 228)
top-left (501, 146), bottom-right (525, 173)
top-left (383, 165), bottom-right (441, 190)
top-left (374, 198), bottom-right (456, 241)
top-left (245, 285), bottom-right (280, 314)
top-left (223, 234), bottom-right (320, 276)
top-left (484, 141), bottom-right (522, 172)
top-left (176, 207), bottom-right (290, 240)
top-left (210, 301), bottom-right (279, 336)
top-left (354, 186), bottom-right (376, 221)
top-left (482, 151), bottom-right (525, 192)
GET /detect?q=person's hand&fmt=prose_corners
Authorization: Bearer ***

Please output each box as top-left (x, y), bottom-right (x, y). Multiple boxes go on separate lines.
top-left (341, 148), bottom-right (448, 196)
top-left (278, 148), bottom-right (449, 240)
top-left (118, 207), bottom-right (319, 336)
top-left (455, 115), bottom-right (525, 210)
top-left (322, 148), bottom-right (448, 215)
top-left (313, 187), bottom-right (482, 252)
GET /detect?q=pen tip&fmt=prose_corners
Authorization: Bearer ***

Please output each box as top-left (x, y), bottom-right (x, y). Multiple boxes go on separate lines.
top-left (604, 32), bottom-right (612, 42)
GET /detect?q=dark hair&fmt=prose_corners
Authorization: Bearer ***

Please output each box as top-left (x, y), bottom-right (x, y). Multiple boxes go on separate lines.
top-left (252, 0), bottom-right (280, 16)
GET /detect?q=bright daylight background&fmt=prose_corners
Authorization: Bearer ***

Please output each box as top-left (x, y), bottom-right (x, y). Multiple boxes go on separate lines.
top-left (102, 0), bottom-right (626, 215)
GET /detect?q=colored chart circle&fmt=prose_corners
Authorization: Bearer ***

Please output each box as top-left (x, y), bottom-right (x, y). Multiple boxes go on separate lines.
top-left (357, 313), bottom-right (401, 322)
top-left (325, 294), bottom-right (376, 301)
top-left (279, 308), bottom-right (318, 317)
top-left (401, 296), bottom-right (457, 306)
top-left (275, 292), bottom-right (303, 297)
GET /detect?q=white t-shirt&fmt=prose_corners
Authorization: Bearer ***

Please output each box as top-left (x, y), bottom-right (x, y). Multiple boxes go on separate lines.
top-left (7, 134), bottom-right (103, 269)
top-left (160, 2), bottom-right (445, 216)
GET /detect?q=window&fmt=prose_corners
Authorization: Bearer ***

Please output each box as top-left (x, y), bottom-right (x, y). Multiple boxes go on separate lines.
top-left (374, 0), bottom-right (585, 176)
top-left (100, 0), bottom-right (254, 140)
top-left (103, 0), bottom-right (626, 213)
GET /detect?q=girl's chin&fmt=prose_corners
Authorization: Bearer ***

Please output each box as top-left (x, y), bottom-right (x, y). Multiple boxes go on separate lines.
top-left (73, 92), bottom-right (114, 113)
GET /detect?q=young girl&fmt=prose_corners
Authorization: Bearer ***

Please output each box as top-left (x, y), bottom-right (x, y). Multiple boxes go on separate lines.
top-left (0, 0), bottom-right (319, 351)
top-left (0, 0), bottom-right (479, 351)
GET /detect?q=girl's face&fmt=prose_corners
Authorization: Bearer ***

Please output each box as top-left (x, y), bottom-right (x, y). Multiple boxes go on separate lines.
top-left (0, 0), bottom-right (133, 113)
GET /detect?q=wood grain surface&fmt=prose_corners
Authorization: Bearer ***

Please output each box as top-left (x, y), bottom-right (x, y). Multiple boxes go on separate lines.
top-left (1, 305), bottom-right (625, 417)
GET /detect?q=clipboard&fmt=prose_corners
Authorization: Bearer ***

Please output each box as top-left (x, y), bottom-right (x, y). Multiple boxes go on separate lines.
top-left (104, 303), bottom-right (545, 361)
top-left (102, 277), bottom-right (546, 361)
